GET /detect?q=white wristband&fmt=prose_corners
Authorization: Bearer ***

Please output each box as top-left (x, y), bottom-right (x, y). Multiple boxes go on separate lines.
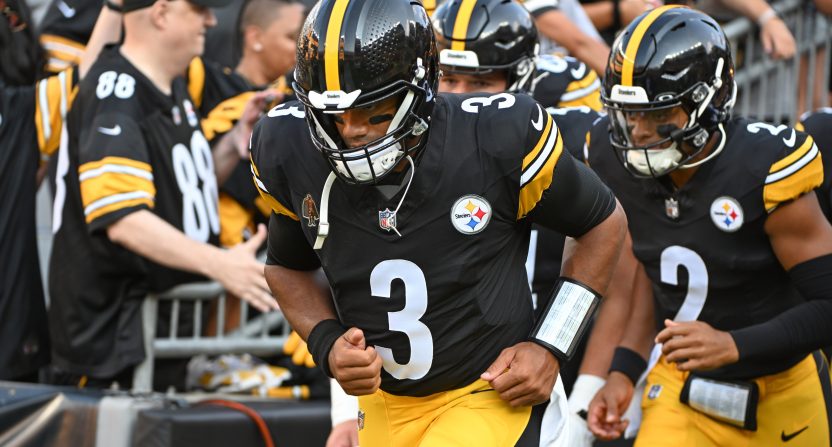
top-left (756, 8), bottom-right (777, 27)
top-left (530, 278), bottom-right (601, 361)
top-left (568, 374), bottom-right (607, 414)
top-left (330, 378), bottom-right (359, 427)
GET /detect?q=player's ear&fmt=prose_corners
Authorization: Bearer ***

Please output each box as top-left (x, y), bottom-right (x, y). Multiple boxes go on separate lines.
top-left (243, 25), bottom-right (264, 53)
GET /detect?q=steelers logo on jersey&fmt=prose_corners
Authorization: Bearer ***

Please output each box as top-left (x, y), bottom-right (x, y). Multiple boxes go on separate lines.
top-left (710, 196), bottom-right (744, 232)
top-left (450, 195), bottom-right (492, 234)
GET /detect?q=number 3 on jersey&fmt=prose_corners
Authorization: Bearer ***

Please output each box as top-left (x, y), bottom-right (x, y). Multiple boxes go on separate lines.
top-left (172, 131), bottom-right (220, 242)
top-left (371, 260), bottom-right (433, 380)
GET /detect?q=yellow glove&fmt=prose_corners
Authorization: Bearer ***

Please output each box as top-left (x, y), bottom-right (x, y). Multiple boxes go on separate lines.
top-left (283, 330), bottom-right (316, 368)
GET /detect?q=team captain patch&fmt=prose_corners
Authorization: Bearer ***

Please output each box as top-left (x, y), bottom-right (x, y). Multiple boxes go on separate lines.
top-left (450, 195), bottom-right (492, 234)
top-left (710, 196), bottom-right (744, 232)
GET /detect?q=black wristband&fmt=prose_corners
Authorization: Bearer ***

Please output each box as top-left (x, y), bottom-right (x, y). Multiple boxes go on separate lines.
top-left (609, 347), bottom-right (647, 385)
top-left (104, 1), bottom-right (122, 11)
top-left (306, 319), bottom-right (347, 378)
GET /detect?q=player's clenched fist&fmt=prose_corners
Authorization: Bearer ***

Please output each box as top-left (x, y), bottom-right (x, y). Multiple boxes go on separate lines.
top-left (481, 341), bottom-right (559, 407)
top-left (329, 328), bottom-right (383, 396)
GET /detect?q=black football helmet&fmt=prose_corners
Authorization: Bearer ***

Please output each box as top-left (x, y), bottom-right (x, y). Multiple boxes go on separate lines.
top-left (293, 0), bottom-right (439, 185)
top-left (602, 6), bottom-right (736, 178)
top-left (432, 0), bottom-right (538, 93)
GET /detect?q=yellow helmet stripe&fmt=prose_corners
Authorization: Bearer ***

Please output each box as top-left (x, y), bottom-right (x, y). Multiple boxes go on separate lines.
top-left (451, 0), bottom-right (478, 51)
top-left (325, 0), bottom-right (351, 91)
top-left (424, 0), bottom-right (437, 16)
top-left (621, 5), bottom-right (681, 86)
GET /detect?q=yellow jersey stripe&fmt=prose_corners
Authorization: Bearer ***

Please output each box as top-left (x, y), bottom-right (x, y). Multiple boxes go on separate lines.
top-left (188, 57), bottom-right (207, 108)
top-left (451, 0), bottom-right (478, 51)
top-left (86, 197), bottom-right (155, 224)
top-left (769, 136), bottom-right (814, 175)
top-left (763, 146), bottom-right (823, 212)
top-left (622, 5), bottom-right (680, 86)
top-left (81, 172), bottom-right (156, 209)
top-left (522, 112), bottom-right (554, 171)
top-left (254, 182), bottom-right (299, 220)
top-left (325, 0), bottom-right (351, 91)
top-left (202, 91), bottom-right (255, 141)
top-left (80, 156), bottom-right (152, 174)
top-left (218, 192), bottom-right (254, 247)
top-left (518, 132), bottom-right (564, 219)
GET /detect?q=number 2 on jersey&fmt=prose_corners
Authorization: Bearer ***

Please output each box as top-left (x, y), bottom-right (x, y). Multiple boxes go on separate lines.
top-left (371, 260), bottom-right (433, 380)
top-left (661, 246), bottom-right (709, 322)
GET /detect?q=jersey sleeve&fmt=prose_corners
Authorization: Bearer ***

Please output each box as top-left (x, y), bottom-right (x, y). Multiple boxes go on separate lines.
top-left (249, 107), bottom-right (300, 221)
top-left (763, 131), bottom-right (824, 213)
top-left (518, 102), bottom-right (565, 219)
top-left (39, 0), bottom-right (100, 74)
top-left (34, 67), bottom-right (79, 161)
top-left (556, 58), bottom-right (602, 111)
top-left (519, 0), bottom-right (559, 16)
top-left (77, 104), bottom-right (154, 232)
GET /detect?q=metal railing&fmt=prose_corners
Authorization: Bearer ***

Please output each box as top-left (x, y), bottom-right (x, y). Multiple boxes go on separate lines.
top-left (725, 0), bottom-right (831, 124)
top-left (132, 282), bottom-right (289, 392)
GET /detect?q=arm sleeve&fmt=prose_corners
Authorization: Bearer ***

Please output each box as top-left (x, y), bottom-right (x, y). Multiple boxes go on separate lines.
top-left (528, 148), bottom-right (616, 237)
top-left (78, 111), bottom-right (154, 233)
top-left (34, 66), bottom-right (79, 160)
top-left (267, 212), bottom-right (321, 270)
top-left (730, 253), bottom-right (832, 362)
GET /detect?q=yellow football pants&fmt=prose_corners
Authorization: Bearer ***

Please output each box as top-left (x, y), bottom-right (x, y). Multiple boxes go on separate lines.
top-left (636, 352), bottom-right (831, 447)
top-left (357, 379), bottom-right (533, 447)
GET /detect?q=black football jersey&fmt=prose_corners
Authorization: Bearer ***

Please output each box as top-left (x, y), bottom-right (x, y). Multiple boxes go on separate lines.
top-left (530, 54), bottom-right (602, 111)
top-left (587, 116), bottom-right (824, 380)
top-left (252, 92), bottom-right (575, 396)
top-left (0, 69), bottom-right (76, 378)
top-left (797, 108), bottom-right (832, 220)
top-left (48, 46), bottom-right (220, 376)
top-left (39, 0), bottom-right (100, 74)
top-left (528, 106), bottom-right (603, 303)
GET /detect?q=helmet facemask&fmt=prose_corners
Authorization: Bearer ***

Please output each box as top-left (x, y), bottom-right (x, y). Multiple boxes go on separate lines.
top-left (603, 57), bottom-right (735, 178)
top-left (295, 59), bottom-right (432, 185)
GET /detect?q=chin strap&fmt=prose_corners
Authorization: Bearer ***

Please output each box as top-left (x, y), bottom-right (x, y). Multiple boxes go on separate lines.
top-left (313, 172), bottom-right (337, 250)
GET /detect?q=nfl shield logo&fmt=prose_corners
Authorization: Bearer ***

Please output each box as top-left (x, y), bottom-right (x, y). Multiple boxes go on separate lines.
top-left (379, 208), bottom-right (396, 232)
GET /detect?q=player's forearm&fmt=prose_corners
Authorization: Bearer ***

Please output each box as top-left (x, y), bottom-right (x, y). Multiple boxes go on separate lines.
top-left (264, 264), bottom-right (336, 340)
top-left (618, 261), bottom-right (655, 359)
top-left (106, 209), bottom-right (222, 278)
top-left (561, 201), bottom-right (627, 296)
top-left (578, 243), bottom-right (637, 376)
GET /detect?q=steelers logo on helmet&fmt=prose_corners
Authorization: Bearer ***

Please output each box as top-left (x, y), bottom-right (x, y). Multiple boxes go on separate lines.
top-left (450, 195), bottom-right (492, 234)
top-left (710, 196), bottom-right (744, 232)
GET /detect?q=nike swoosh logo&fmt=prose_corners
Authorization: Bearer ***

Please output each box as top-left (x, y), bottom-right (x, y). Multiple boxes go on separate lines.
top-left (98, 125), bottom-right (122, 136)
top-left (531, 104), bottom-right (544, 131)
top-left (570, 63), bottom-right (587, 79)
top-left (783, 129), bottom-right (796, 147)
top-left (781, 426), bottom-right (809, 442)
top-left (57, 1), bottom-right (76, 18)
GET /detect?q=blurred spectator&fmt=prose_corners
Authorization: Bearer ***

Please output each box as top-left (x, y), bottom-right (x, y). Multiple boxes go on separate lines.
top-left (202, 1), bottom-right (243, 68)
top-left (521, 0), bottom-right (611, 74)
top-left (582, 0), bottom-right (663, 45)
top-left (695, 0), bottom-right (796, 59)
top-left (0, 0), bottom-right (119, 383)
top-left (39, 0), bottom-right (102, 73)
top-left (47, 0), bottom-right (278, 391)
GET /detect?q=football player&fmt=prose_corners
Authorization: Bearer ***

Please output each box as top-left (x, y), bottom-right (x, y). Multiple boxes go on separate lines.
top-left (433, 0), bottom-right (602, 112)
top-left (584, 7), bottom-right (832, 446)
top-left (796, 108), bottom-right (832, 220)
top-left (251, 0), bottom-right (628, 445)
top-left (47, 0), bottom-right (279, 390)
top-left (0, 0), bottom-right (120, 382)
